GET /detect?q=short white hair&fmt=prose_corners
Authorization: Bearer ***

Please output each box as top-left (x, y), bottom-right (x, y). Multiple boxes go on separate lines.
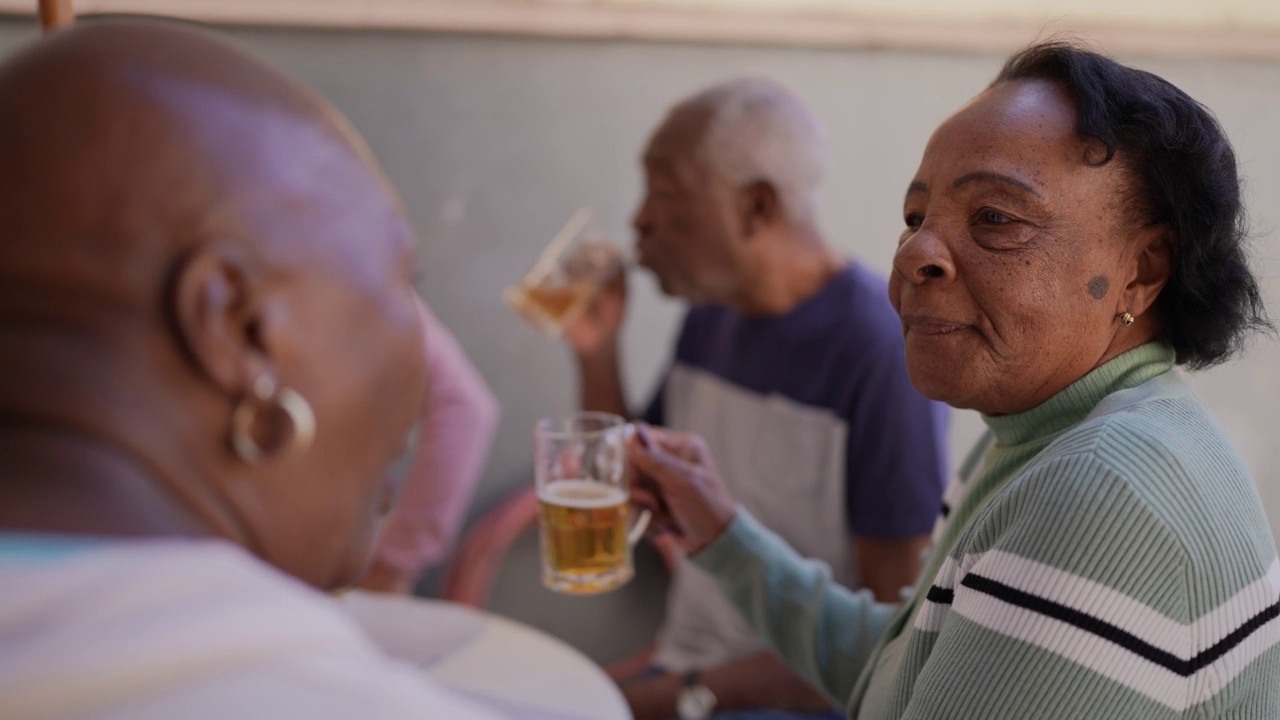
top-left (677, 78), bottom-right (827, 224)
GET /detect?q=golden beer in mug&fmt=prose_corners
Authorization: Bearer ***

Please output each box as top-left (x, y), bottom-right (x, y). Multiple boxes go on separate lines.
top-left (538, 480), bottom-right (631, 591)
top-left (534, 413), bottom-right (649, 595)
top-left (505, 281), bottom-right (597, 333)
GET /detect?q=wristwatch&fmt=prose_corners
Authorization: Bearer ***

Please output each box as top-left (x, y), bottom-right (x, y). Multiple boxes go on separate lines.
top-left (676, 670), bottom-right (718, 720)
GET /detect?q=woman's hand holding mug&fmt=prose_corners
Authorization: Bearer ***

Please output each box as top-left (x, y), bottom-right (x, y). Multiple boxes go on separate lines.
top-left (627, 425), bottom-right (738, 556)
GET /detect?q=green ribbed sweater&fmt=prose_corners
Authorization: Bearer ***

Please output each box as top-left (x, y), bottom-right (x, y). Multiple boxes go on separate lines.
top-left (695, 344), bottom-right (1280, 719)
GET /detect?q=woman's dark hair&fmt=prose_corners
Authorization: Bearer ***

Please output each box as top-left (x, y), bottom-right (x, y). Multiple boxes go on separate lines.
top-left (995, 41), bottom-right (1271, 369)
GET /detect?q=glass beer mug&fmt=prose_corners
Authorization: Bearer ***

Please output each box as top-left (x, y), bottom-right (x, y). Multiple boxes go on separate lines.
top-left (504, 208), bottom-right (625, 337)
top-left (535, 412), bottom-right (650, 595)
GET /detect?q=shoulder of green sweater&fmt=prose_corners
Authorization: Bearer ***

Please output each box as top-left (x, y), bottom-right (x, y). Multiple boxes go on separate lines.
top-left (1037, 388), bottom-right (1272, 573)
top-left (937, 438), bottom-right (1280, 718)
top-left (957, 400), bottom-right (1276, 619)
top-left (1047, 367), bottom-right (1250, 485)
top-left (954, 449), bottom-right (1195, 622)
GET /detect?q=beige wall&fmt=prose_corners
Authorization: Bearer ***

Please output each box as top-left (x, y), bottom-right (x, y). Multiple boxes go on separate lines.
top-left (561, 0), bottom-right (1280, 30)
top-left (10, 0), bottom-right (1280, 29)
top-left (3, 0), bottom-right (1279, 59)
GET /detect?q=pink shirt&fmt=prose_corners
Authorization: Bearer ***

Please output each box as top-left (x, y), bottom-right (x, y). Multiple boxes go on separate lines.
top-left (372, 306), bottom-right (500, 578)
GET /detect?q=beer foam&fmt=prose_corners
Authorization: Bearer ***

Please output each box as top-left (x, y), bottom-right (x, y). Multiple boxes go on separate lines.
top-left (538, 479), bottom-right (627, 508)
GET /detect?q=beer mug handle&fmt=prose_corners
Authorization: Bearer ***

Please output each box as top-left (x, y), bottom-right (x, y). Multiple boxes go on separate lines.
top-left (627, 508), bottom-right (652, 546)
top-left (623, 423), bottom-right (652, 546)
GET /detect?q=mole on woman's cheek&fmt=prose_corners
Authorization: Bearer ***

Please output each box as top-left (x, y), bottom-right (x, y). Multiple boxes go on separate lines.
top-left (1087, 275), bottom-right (1110, 300)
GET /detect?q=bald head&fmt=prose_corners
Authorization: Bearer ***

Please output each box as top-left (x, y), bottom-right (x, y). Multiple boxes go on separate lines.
top-left (0, 18), bottom-right (401, 323)
top-left (0, 19), bottom-right (429, 590)
top-left (665, 78), bottom-right (827, 224)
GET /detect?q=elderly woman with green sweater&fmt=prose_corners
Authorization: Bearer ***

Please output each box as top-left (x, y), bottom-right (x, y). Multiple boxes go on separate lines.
top-left (628, 42), bottom-right (1278, 720)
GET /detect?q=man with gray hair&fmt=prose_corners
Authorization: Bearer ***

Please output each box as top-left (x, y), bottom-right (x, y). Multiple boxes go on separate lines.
top-left (564, 79), bottom-right (949, 719)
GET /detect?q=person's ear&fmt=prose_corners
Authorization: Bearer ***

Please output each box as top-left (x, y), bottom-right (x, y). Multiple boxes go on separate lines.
top-left (171, 243), bottom-right (311, 462)
top-left (1119, 223), bottom-right (1173, 320)
top-left (169, 242), bottom-right (275, 398)
top-left (737, 180), bottom-right (781, 239)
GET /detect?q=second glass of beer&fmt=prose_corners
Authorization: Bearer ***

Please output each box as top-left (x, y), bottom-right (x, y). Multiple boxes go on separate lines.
top-left (535, 412), bottom-right (649, 595)
top-left (503, 208), bottom-right (624, 337)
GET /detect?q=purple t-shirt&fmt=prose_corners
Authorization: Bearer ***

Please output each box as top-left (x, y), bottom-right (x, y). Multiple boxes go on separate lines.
top-left (644, 262), bottom-right (948, 540)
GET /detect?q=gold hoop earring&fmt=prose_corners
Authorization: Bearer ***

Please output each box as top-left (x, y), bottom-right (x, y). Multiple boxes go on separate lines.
top-left (230, 374), bottom-right (316, 464)
top-left (1120, 312), bottom-right (1136, 326)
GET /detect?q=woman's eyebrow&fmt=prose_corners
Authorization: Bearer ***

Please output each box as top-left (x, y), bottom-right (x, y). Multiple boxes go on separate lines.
top-left (952, 171), bottom-right (1044, 200)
